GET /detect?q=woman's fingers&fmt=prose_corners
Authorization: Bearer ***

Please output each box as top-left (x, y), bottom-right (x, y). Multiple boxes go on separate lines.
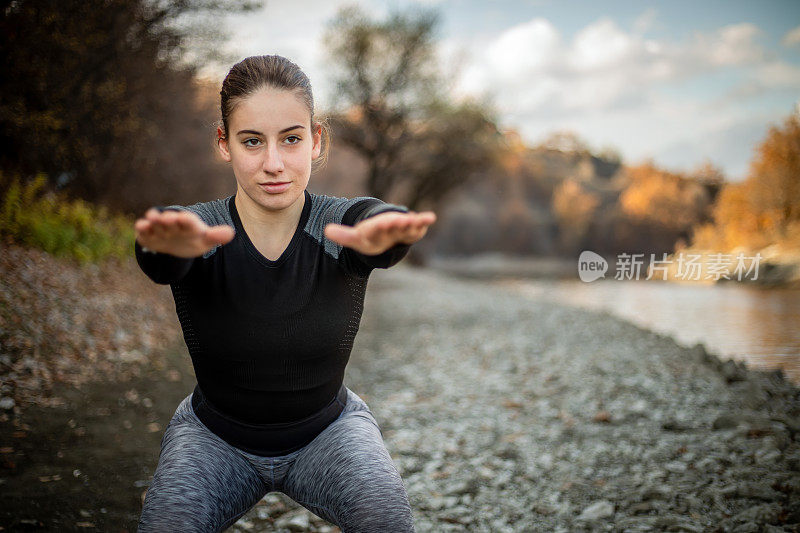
top-left (387, 212), bottom-right (434, 244)
top-left (158, 212), bottom-right (180, 238)
top-left (367, 212), bottom-right (431, 238)
top-left (138, 207), bottom-right (435, 255)
top-left (175, 215), bottom-right (192, 231)
top-left (324, 223), bottom-right (361, 248)
top-left (136, 209), bottom-right (205, 252)
top-left (134, 217), bottom-right (151, 236)
top-left (146, 210), bottom-right (169, 238)
top-left (142, 210), bottom-right (187, 234)
top-left (204, 225), bottom-right (236, 246)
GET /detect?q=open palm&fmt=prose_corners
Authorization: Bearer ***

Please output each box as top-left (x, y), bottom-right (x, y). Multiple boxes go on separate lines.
top-left (324, 210), bottom-right (437, 256)
top-left (134, 208), bottom-right (236, 258)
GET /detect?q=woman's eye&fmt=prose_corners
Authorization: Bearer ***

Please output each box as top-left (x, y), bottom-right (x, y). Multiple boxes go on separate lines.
top-left (243, 138), bottom-right (262, 147)
top-left (285, 135), bottom-right (301, 145)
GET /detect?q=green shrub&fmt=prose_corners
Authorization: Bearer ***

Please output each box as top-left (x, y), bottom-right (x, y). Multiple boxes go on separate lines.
top-left (0, 173), bottom-right (134, 264)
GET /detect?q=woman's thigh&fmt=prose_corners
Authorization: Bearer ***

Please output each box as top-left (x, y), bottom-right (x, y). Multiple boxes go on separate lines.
top-left (278, 390), bottom-right (415, 533)
top-left (137, 395), bottom-right (268, 533)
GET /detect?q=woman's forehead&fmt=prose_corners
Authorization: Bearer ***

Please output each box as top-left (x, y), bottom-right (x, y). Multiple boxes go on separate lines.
top-left (230, 88), bottom-right (309, 131)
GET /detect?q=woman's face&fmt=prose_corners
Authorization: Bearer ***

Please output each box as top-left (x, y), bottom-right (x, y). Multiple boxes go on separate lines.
top-left (217, 87), bottom-right (321, 212)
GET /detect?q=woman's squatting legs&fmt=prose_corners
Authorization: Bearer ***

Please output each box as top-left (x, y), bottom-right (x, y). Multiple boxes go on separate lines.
top-left (137, 388), bottom-right (415, 533)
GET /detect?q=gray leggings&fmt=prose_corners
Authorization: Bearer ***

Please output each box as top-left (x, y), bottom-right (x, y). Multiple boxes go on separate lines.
top-left (137, 387), bottom-right (416, 532)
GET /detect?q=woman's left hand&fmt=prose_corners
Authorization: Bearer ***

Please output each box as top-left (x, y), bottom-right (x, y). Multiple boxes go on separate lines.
top-left (324, 210), bottom-right (437, 256)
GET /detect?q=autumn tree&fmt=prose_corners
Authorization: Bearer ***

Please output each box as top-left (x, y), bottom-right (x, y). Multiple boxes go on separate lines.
top-left (552, 179), bottom-right (600, 252)
top-left (689, 112), bottom-right (800, 251)
top-left (0, 0), bottom-right (258, 212)
top-left (747, 114), bottom-right (800, 238)
top-left (391, 97), bottom-right (501, 211)
top-left (614, 161), bottom-right (715, 252)
top-left (537, 130), bottom-right (591, 155)
top-left (322, 4), bottom-right (501, 210)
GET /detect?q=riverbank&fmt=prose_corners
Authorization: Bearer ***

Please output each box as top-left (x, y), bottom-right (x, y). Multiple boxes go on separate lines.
top-left (428, 251), bottom-right (800, 289)
top-left (1, 256), bottom-right (799, 531)
top-left (353, 265), bottom-right (800, 532)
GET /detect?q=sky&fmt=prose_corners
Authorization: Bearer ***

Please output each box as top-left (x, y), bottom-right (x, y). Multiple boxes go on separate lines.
top-left (197, 0), bottom-right (800, 182)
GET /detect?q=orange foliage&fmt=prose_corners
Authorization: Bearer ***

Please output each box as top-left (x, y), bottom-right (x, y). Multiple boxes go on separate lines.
top-left (619, 162), bottom-right (707, 231)
top-left (690, 113), bottom-right (800, 252)
top-left (747, 114), bottom-right (800, 235)
top-left (498, 129), bottom-right (527, 175)
top-left (552, 179), bottom-right (600, 237)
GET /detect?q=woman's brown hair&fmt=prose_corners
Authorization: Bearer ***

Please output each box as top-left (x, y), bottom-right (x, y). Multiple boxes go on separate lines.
top-left (218, 55), bottom-right (331, 173)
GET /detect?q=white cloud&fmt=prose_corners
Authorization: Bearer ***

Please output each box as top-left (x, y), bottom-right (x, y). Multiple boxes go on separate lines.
top-left (445, 14), bottom-right (791, 178)
top-left (454, 17), bottom-right (775, 113)
top-left (632, 7), bottom-right (657, 35)
top-left (782, 25), bottom-right (800, 47)
top-left (569, 17), bottom-right (639, 72)
top-left (695, 22), bottom-right (767, 67)
top-left (486, 17), bottom-right (562, 75)
top-left (714, 59), bottom-right (800, 109)
top-left (754, 60), bottom-right (800, 86)
top-left (195, 0), bottom-right (384, 111)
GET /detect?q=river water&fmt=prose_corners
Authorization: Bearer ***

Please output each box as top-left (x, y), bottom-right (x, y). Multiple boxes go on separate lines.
top-left (494, 277), bottom-right (800, 386)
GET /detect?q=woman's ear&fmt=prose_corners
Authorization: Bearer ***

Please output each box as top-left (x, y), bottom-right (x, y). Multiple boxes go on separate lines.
top-left (311, 122), bottom-right (322, 160)
top-left (217, 126), bottom-right (231, 162)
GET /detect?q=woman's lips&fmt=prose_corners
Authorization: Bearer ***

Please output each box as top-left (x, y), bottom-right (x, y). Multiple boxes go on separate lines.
top-left (259, 182), bottom-right (290, 193)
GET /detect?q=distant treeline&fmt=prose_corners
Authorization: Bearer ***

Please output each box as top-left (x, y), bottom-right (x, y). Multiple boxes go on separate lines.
top-left (419, 130), bottom-right (719, 258)
top-left (423, 114), bottom-right (799, 259)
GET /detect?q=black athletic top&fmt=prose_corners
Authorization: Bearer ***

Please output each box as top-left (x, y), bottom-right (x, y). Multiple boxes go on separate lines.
top-left (134, 189), bottom-right (411, 456)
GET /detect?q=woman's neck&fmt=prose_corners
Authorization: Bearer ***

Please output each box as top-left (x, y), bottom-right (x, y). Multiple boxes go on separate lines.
top-left (234, 187), bottom-right (305, 239)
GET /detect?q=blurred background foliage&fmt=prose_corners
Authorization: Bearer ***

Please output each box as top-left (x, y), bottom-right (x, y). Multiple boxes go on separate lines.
top-left (0, 0), bottom-right (258, 211)
top-left (0, 1), bottom-right (798, 267)
top-left (0, 173), bottom-right (133, 263)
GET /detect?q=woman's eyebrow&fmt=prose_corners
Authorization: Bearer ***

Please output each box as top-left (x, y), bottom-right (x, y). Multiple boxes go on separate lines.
top-left (236, 125), bottom-right (305, 135)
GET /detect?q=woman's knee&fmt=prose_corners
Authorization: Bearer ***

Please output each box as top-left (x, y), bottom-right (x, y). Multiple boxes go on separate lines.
top-left (138, 459), bottom-right (263, 533)
top-left (138, 420), bottom-right (265, 532)
top-left (285, 413), bottom-right (415, 531)
top-left (336, 484), bottom-right (416, 533)
top-left (138, 499), bottom-right (220, 533)
top-left (292, 468), bottom-right (415, 533)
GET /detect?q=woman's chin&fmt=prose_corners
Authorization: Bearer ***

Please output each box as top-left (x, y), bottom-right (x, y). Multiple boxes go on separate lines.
top-left (249, 184), bottom-right (303, 210)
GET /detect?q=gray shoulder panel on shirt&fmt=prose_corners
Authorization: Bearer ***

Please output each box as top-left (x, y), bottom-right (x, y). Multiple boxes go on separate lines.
top-left (304, 192), bottom-right (367, 260)
top-left (162, 195), bottom-right (234, 259)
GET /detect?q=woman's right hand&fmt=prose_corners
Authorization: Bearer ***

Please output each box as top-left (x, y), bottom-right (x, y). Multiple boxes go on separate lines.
top-left (134, 208), bottom-right (236, 258)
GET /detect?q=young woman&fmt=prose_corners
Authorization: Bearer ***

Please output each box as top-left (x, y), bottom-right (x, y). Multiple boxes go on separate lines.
top-left (133, 55), bottom-right (435, 532)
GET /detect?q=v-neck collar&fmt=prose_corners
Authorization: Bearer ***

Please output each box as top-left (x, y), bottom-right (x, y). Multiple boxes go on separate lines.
top-left (229, 189), bottom-right (311, 268)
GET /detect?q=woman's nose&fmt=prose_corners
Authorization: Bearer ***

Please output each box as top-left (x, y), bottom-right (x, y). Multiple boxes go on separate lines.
top-left (262, 142), bottom-right (284, 173)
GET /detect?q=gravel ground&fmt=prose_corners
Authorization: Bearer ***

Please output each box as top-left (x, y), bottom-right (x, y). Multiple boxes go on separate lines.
top-left (2, 248), bottom-right (798, 532)
top-left (316, 263), bottom-right (800, 533)
top-left (0, 243), bottom-right (183, 411)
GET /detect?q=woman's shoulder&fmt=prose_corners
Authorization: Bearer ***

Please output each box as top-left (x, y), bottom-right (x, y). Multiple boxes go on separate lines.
top-left (307, 190), bottom-right (407, 224)
top-left (307, 191), bottom-right (375, 222)
top-left (161, 195), bottom-right (235, 227)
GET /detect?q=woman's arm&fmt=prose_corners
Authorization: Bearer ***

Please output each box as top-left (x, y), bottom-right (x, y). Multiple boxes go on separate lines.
top-left (134, 205), bottom-right (235, 285)
top-left (340, 200), bottom-right (414, 270)
top-left (134, 207), bottom-right (196, 285)
top-left (328, 198), bottom-right (436, 275)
